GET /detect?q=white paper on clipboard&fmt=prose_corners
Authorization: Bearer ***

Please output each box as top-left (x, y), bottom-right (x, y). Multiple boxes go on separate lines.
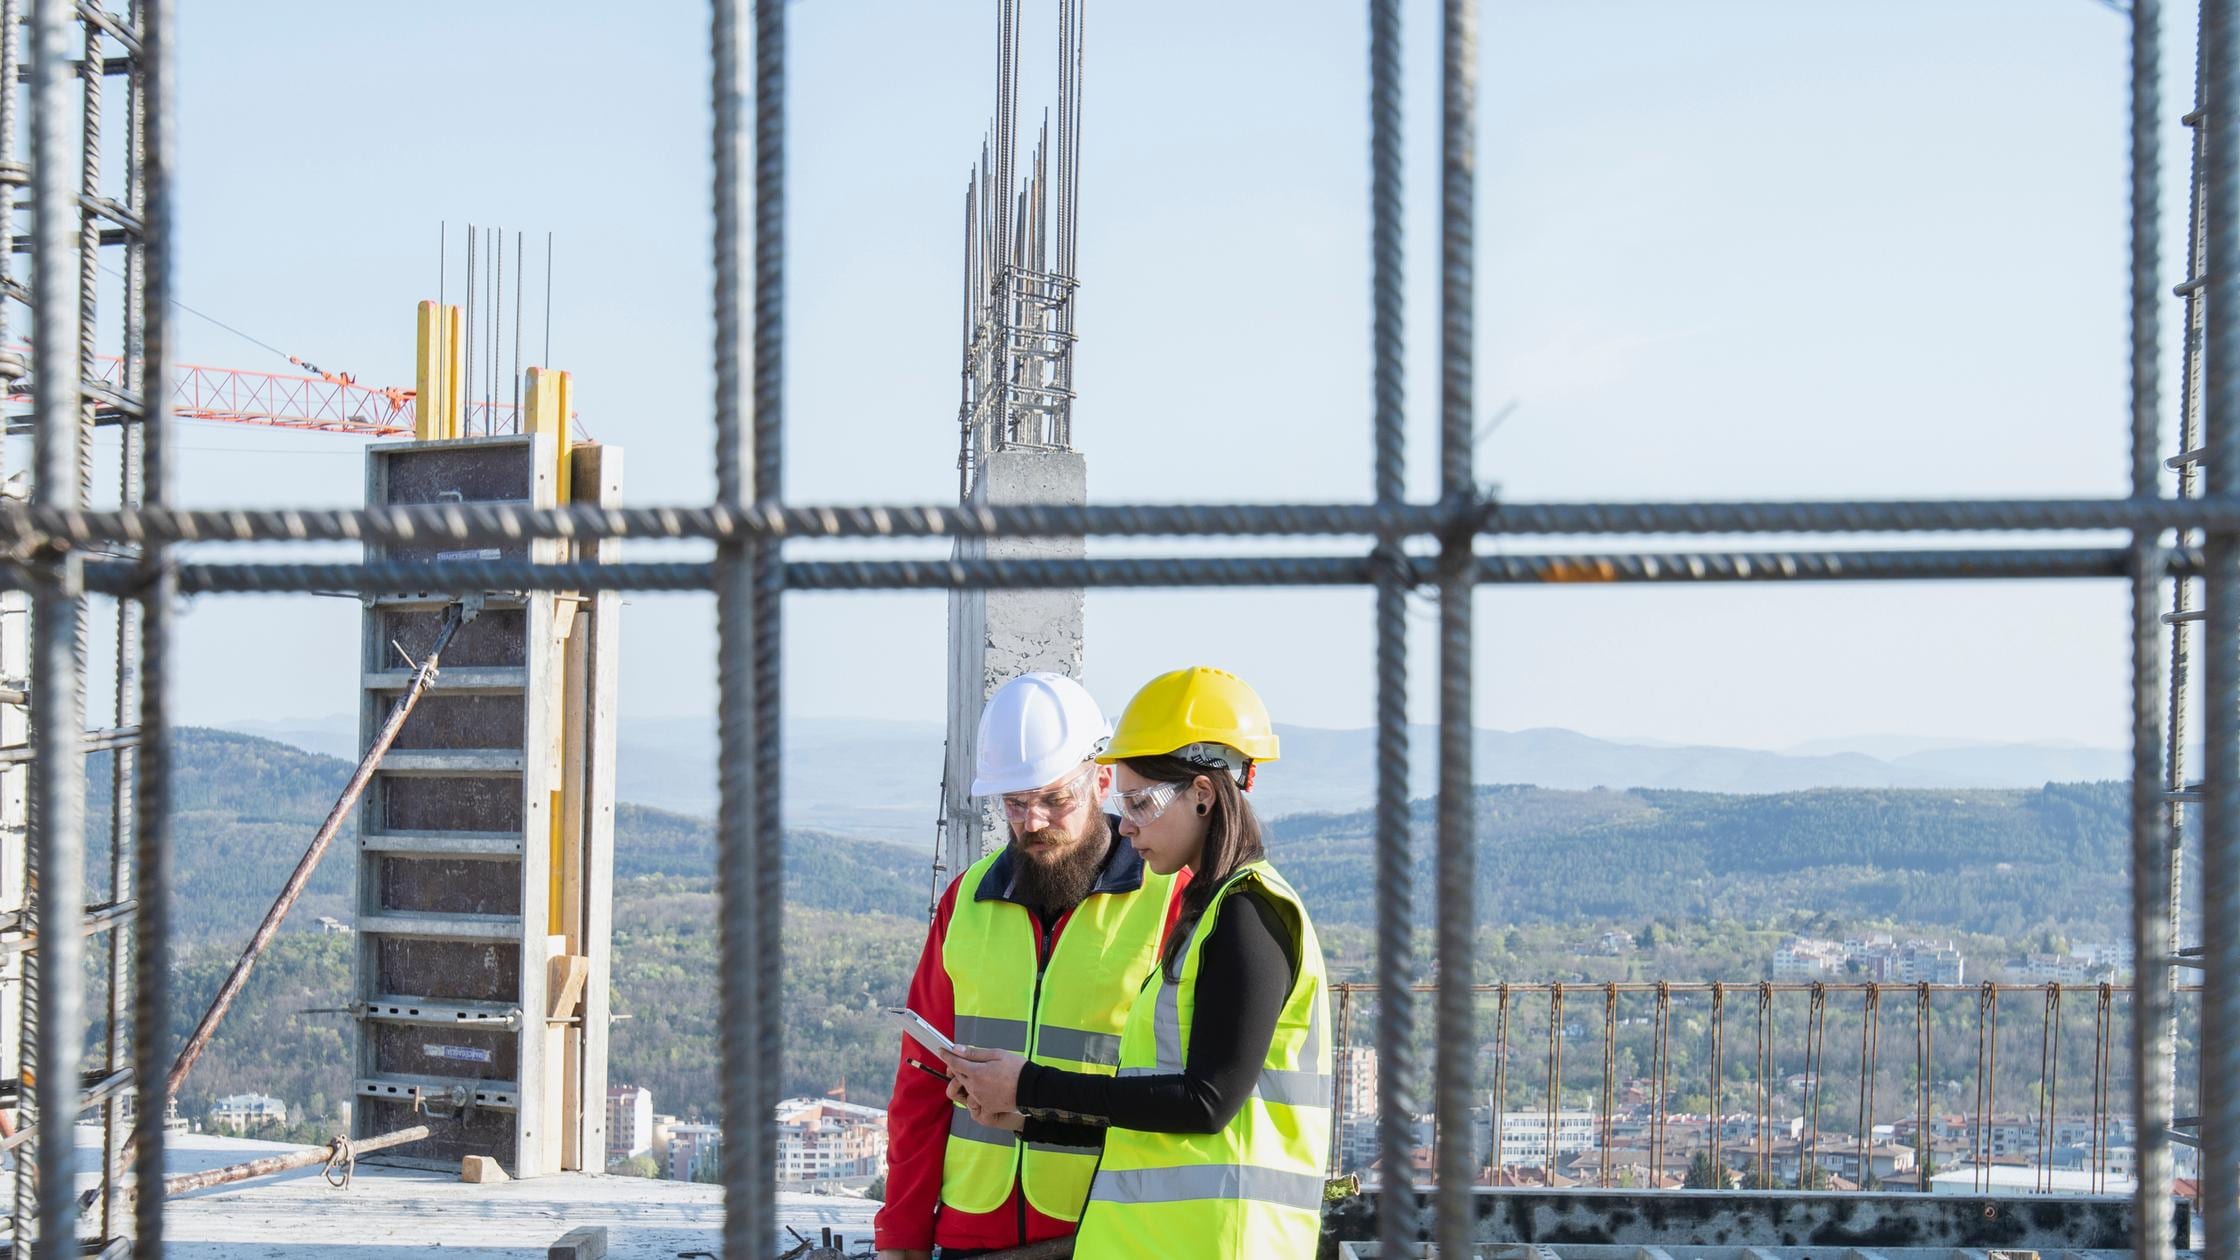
top-left (884, 1006), bottom-right (964, 1057)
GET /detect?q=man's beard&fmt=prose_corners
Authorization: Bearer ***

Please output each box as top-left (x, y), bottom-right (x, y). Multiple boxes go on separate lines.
top-left (1009, 821), bottom-right (1110, 921)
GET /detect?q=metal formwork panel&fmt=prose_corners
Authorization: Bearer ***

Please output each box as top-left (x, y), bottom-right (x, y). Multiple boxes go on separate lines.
top-left (349, 432), bottom-right (606, 1178)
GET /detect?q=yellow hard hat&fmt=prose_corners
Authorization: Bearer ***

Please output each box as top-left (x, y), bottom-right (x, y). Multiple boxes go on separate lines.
top-left (1097, 667), bottom-right (1280, 781)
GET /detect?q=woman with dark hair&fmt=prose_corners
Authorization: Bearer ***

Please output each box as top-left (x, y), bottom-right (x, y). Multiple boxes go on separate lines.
top-left (943, 666), bottom-right (1332, 1260)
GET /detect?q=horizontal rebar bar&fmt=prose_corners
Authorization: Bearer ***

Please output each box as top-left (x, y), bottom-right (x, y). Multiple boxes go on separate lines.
top-left (0, 896), bottom-right (133, 956)
top-left (140, 1124), bottom-right (428, 1202)
top-left (54, 546), bottom-right (2208, 596)
top-left (0, 495), bottom-right (2236, 550)
top-left (0, 721), bottom-right (133, 765)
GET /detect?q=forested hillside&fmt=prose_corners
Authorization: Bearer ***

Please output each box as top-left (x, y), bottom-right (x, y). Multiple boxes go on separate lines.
top-left (144, 729), bottom-right (2152, 1134)
top-left (1272, 781), bottom-right (2145, 940)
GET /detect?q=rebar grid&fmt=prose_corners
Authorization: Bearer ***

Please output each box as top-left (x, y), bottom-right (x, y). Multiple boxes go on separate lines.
top-left (0, 0), bottom-right (2205, 1254)
top-left (1334, 981), bottom-right (2181, 1197)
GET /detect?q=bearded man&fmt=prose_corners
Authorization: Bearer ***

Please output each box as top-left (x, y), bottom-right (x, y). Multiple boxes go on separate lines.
top-left (875, 673), bottom-right (1186, 1260)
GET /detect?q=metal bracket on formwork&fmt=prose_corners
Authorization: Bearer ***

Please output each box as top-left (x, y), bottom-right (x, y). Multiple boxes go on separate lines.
top-left (410, 1083), bottom-right (476, 1124)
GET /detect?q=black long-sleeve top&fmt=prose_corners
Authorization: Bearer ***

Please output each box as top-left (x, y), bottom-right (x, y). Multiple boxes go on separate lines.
top-left (1017, 886), bottom-right (1299, 1141)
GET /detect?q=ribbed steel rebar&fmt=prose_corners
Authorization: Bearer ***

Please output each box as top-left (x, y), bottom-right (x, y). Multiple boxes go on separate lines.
top-left (2129, 1), bottom-right (2175, 1257)
top-left (27, 0), bottom-right (83, 1251)
top-left (710, 0), bottom-right (766, 1254)
top-left (1367, 0), bottom-right (1416, 1250)
top-left (94, 545), bottom-right (2207, 599)
top-left (2203, 0), bottom-right (2240, 1253)
top-left (98, 2), bottom-right (141, 1232)
top-left (8, 495), bottom-right (2240, 551)
top-left (749, 0), bottom-right (786, 1251)
top-left (128, 0), bottom-right (170, 1225)
top-left (1432, 0), bottom-right (1476, 1252)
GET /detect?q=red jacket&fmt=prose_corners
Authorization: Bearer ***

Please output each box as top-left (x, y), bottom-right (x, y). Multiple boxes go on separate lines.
top-left (873, 829), bottom-right (1187, 1253)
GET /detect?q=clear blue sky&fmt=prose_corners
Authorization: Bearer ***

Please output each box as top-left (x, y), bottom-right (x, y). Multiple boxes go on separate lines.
top-left (134, 1), bottom-right (2182, 753)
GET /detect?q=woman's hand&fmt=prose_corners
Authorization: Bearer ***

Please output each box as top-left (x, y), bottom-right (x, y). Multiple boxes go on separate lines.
top-left (942, 1060), bottom-right (1026, 1132)
top-left (941, 1045), bottom-right (1026, 1115)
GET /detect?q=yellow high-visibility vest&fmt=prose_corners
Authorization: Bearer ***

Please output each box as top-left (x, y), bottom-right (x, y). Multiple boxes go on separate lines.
top-left (940, 844), bottom-right (1180, 1220)
top-left (1074, 860), bottom-right (1332, 1260)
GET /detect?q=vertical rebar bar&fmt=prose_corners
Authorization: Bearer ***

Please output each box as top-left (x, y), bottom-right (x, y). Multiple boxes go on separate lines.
top-left (1491, 986), bottom-right (1509, 1176)
top-left (1915, 982), bottom-right (1932, 1191)
top-left (485, 225), bottom-right (496, 429)
top-left (2130, 0), bottom-right (2175, 1252)
top-left (1432, 0), bottom-right (1476, 1249)
top-left (1858, 984), bottom-right (1880, 1187)
top-left (2203, 0), bottom-right (2240, 1250)
top-left (1710, 983), bottom-right (1724, 1179)
top-left (1806, 983), bottom-right (1826, 1186)
top-left (1755, 983), bottom-right (1772, 1189)
top-left (129, 2), bottom-right (172, 1249)
top-left (27, 1), bottom-right (85, 1251)
top-left (0, 0), bottom-right (17, 370)
top-left (101, 7), bottom-right (144, 1230)
top-left (1597, 986), bottom-right (1616, 1186)
top-left (749, 0), bottom-right (786, 1244)
top-left (1546, 985), bottom-right (1563, 1181)
top-left (1367, 0), bottom-right (1415, 1247)
top-left (713, 0), bottom-right (759, 1252)
top-left (463, 224), bottom-right (475, 437)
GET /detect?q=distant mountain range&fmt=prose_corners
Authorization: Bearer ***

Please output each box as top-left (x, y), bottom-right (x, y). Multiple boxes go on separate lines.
top-left (225, 715), bottom-right (2132, 841)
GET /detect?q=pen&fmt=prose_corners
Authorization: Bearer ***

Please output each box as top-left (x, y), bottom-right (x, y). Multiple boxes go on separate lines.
top-left (907, 1057), bottom-right (952, 1083)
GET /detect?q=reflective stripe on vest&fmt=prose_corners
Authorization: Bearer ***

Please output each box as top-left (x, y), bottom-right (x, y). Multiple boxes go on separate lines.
top-left (1090, 1164), bottom-right (1328, 1212)
top-left (1075, 861), bottom-right (1333, 1260)
top-left (938, 846), bottom-right (1178, 1221)
top-left (953, 1014), bottom-right (1030, 1053)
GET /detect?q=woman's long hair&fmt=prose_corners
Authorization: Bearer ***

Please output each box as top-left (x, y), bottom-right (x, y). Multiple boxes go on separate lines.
top-left (1123, 753), bottom-right (1266, 974)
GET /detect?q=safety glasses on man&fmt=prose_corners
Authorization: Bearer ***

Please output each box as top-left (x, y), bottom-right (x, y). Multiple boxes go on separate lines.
top-left (996, 760), bottom-right (1099, 822)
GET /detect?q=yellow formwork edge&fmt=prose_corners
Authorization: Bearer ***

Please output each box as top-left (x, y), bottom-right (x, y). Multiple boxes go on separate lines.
top-left (413, 302), bottom-right (443, 441)
top-left (523, 366), bottom-right (573, 501)
top-left (414, 301), bottom-right (464, 440)
top-left (442, 303), bottom-right (463, 438)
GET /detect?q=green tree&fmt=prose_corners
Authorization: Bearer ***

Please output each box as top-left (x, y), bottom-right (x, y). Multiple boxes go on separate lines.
top-left (610, 1154), bottom-right (660, 1179)
top-left (1683, 1152), bottom-right (1728, 1189)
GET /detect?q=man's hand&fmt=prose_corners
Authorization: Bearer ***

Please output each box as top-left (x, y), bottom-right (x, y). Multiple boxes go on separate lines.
top-left (942, 1045), bottom-right (1027, 1115)
top-left (876, 1251), bottom-right (932, 1260)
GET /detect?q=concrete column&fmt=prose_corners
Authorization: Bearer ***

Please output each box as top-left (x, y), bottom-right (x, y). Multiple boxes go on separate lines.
top-left (942, 447), bottom-right (1085, 882)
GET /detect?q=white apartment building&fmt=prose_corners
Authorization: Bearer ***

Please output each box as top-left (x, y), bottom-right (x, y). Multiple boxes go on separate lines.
top-left (1862, 940), bottom-right (1965, 985)
top-left (1495, 1108), bottom-right (1598, 1165)
top-left (2011, 954), bottom-right (2109, 985)
top-left (207, 1093), bottom-right (288, 1132)
top-left (606, 1085), bottom-right (654, 1160)
top-left (775, 1096), bottom-right (889, 1184)
top-left (1773, 938), bottom-right (1844, 979)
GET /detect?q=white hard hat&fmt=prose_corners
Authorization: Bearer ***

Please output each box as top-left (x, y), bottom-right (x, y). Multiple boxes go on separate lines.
top-left (972, 672), bottom-right (1109, 796)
